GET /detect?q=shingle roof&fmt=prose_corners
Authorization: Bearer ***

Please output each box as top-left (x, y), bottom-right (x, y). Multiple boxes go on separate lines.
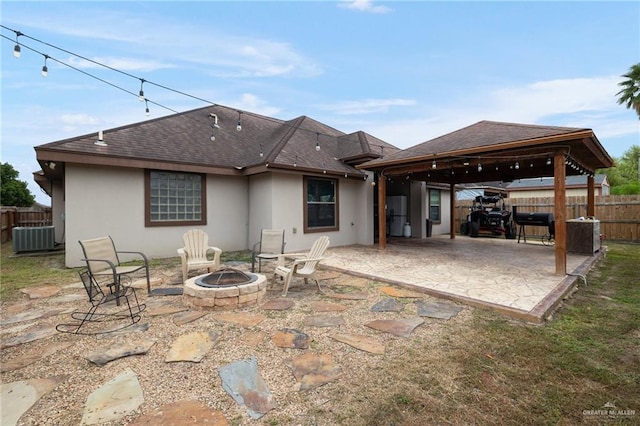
top-left (35, 105), bottom-right (398, 178)
top-left (361, 120), bottom-right (596, 166)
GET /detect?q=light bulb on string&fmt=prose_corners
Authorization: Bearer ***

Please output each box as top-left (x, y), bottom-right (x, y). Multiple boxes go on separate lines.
top-left (515, 161), bottom-right (520, 170)
top-left (259, 144), bottom-right (264, 158)
top-left (138, 79), bottom-right (145, 101)
top-left (294, 155), bottom-right (297, 167)
top-left (13, 31), bottom-right (22, 58)
top-left (41, 55), bottom-right (49, 77)
top-left (432, 160), bottom-right (436, 169)
top-left (477, 163), bottom-right (482, 172)
top-left (236, 111), bottom-right (242, 131)
top-left (315, 133), bottom-right (320, 151)
top-left (144, 99), bottom-right (150, 116)
top-left (546, 157), bottom-right (552, 166)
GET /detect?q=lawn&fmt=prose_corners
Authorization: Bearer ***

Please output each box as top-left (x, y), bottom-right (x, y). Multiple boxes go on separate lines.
top-left (1, 241), bottom-right (638, 424)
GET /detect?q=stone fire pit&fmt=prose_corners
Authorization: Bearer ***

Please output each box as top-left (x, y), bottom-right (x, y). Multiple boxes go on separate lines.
top-left (183, 268), bottom-right (268, 310)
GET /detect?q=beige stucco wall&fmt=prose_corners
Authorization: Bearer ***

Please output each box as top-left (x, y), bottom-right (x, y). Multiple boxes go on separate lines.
top-left (64, 165), bottom-right (373, 267)
top-left (248, 171), bottom-right (374, 254)
top-left (51, 179), bottom-right (65, 244)
top-left (64, 164), bottom-right (248, 267)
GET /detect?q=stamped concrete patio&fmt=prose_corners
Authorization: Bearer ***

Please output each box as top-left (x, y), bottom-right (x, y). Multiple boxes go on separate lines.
top-left (322, 235), bottom-right (604, 323)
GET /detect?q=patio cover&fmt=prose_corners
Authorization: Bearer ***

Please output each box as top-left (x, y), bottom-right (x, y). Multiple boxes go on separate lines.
top-left (357, 120), bottom-right (615, 275)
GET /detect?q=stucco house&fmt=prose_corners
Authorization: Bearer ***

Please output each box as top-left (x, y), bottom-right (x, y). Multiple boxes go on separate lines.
top-left (34, 105), bottom-right (413, 267)
top-left (506, 174), bottom-right (610, 198)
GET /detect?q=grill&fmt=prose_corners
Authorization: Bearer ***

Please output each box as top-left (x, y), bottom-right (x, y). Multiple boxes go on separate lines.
top-left (195, 268), bottom-right (258, 288)
top-left (512, 206), bottom-right (555, 244)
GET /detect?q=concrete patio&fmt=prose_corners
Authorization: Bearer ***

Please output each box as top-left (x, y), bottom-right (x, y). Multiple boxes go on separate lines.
top-left (322, 235), bottom-right (605, 323)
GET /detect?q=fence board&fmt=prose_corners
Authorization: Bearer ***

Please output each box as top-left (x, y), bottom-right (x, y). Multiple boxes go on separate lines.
top-left (0, 207), bottom-right (52, 243)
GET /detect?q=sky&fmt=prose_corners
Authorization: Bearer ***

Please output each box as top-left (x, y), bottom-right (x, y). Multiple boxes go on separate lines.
top-left (2, 0), bottom-right (639, 205)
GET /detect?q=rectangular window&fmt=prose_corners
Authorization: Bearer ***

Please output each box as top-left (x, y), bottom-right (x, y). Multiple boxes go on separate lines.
top-left (429, 189), bottom-right (441, 223)
top-left (145, 170), bottom-right (206, 227)
top-left (304, 176), bottom-right (338, 232)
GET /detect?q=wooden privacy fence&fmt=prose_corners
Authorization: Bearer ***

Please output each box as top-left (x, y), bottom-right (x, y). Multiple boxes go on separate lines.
top-left (454, 194), bottom-right (640, 242)
top-left (1, 207), bottom-right (52, 243)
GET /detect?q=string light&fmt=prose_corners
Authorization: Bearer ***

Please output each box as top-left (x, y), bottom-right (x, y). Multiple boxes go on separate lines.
top-left (145, 99), bottom-right (150, 116)
top-left (41, 54), bottom-right (49, 77)
top-left (477, 163), bottom-right (482, 172)
top-left (316, 133), bottom-right (321, 151)
top-left (432, 160), bottom-right (437, 169)
top-left (294, 155), bottom-right (297, 167)
top-left (12, 30), bottom-right (21, 58)
top-left (236, 111), bottom-right (242, 131)
top-left (259, 143), bottom-right (264, 157)
top-left (546, 157), bottom-right (552, 166)
top-left (515, 161), bottom-right (520, 170)
top-left (138, 79), bottom-right (145, 101)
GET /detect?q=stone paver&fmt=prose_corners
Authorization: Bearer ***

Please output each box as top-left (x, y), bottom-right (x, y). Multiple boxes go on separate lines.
top-left (81, 369), bottom-right (144, 425)
top-left (273, 328), bottom-right (312, 349)
top-left (20, 285), bottom-right (61, 299)
top-left (85, 340), bottom-right (157, 366)
top-left (380, 286), bottom-right (424, 298)
top-left (218, 356), bottom-right (276, 419)
top-left (1, 375), bottom-right (69, 426)
top-left (371, 297), bottom-right (404, 312)
top-left (309, 301), bottom-right (349, 312)
top-left (0, 324), bottom-right (57, 349)
top-left (416, 300), bottom-right (463, 319)
top-left (173, 310), bottom-right (208, 326)
top-left (364, 317), bottom-right (424, 338)
top-left (165, 330), bottom-right (219, 362)
top-left (128, 399), bottom-right (228, 425)
top-left (212, 312), bottom-right (266, 328)
top-left (260, 299), bottom-right (295, 310)
top-left (331, 333), bottom-right (385, 354)
top-left (286, 352), bottom-right (342, 391)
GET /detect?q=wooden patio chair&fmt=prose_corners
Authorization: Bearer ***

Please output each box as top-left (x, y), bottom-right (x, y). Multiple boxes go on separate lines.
top-left (273, 235), bottom-right (330, 296)
top-left (178, 229), bottom-right (222, 282)
top-left (79, 236), bottom-right (151, 296)
top-left (56, 269), bottom-right (146, 335)
top-left (251, 229), bottom-right (286, 272)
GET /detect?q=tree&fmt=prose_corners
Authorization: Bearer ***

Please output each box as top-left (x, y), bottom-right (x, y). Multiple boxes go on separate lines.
top-left (616, 63), bottom-right (640, 119)
top-left (600, 145), bottom-right (640, 195)
top-left (1, 162), bottom-right (36, 206)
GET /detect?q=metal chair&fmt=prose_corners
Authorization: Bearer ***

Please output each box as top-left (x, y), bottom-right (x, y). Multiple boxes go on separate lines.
top-left (56, 269), bottom-right (146, 335)
top-left (79, 236), bottom-right (151, 296)
top-left (251, 229), bottom-right (286, 272)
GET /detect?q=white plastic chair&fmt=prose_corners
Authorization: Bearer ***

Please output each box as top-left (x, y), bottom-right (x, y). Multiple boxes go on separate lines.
top-left (273, 235), bottom-right (330, 296)
top-left (177, 229), bottom-right (222, 282)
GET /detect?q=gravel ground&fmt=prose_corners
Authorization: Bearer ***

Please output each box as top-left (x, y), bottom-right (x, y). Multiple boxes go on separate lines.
top-left (0, 262), bottom-right (473, 425)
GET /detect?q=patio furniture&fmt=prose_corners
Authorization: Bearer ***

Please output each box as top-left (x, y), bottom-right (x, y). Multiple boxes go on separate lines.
top-left (178, 229), bottom-right (222, 282)
top-left (251, 229), bottom-right (286, 272)
top-left (273, 235), bottom-right (330, 296)
top-left (79, 236), bottom-right (151, 297)
top-left (56, 269), bottom-right (146, 335)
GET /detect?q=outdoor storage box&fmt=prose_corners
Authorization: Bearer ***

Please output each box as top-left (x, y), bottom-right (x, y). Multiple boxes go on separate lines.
top-left (566, 219), bottom-right (600, 255)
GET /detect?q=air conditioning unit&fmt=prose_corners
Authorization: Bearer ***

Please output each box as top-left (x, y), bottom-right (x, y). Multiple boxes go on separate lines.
top-left (12, 226), bottom-right (56, 253)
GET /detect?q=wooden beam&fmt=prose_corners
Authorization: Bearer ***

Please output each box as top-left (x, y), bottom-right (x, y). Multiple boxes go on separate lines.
top-left (554, 152), bottom-right (567, 275)
top-left (450, 182), bottom-right (456, 239)
top-left (378, 174), bottom-right (386, 249)
top-left (587, 175), bottom-right (595, 217)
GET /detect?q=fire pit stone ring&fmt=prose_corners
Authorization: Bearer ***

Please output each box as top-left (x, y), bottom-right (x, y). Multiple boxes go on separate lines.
top-left (182, 268), bottom-right (268, 310)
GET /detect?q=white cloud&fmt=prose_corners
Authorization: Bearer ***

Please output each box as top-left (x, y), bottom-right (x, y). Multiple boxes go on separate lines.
top-left (315, 98), bottom-right (416, 115)
top-left (59, 113), bottom-right (100, 132)
top-left (235, 93), bottom-right (281, 117)
top-left (66, 56), bottom-right (175, 72)
top-left (338, 0), bottom-right (392, 14)
top-left (339, 76), bottom-right (639, 150)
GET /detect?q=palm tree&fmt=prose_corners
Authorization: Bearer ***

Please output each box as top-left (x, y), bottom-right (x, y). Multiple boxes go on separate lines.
top-left (616, 63), bottom-right (640, 119)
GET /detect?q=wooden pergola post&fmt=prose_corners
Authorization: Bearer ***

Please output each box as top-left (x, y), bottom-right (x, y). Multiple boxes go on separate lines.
top-left (450, 182), bottom-right (456, 239)
top-left (587, 175), bottom-right (595, 217)
top-left (554, 151), bottom-right (567, 275)
top-left (378, 173), bottom-right (387, 249)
